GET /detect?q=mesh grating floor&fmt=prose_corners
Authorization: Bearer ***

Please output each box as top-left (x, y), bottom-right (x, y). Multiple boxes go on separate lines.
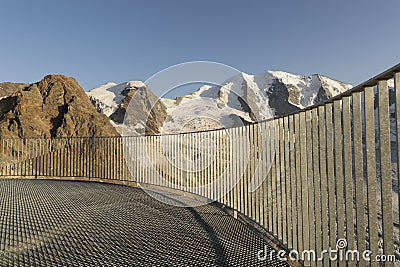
top-left (0, 179), bottom-right (289, 266)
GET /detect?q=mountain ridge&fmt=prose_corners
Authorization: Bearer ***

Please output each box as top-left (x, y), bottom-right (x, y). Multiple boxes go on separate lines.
top-left (88, 70), bottom-right (352, 135)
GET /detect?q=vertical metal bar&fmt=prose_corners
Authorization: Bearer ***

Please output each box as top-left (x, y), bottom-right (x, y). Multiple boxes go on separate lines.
top-left (59, 138), bottom-right (62, 177)
top-left (141, 136), bottom-right (145, 183)
top-left (61, 138), bottom-right (64, 177)
top-left (113, 137), bottom-right (116, 180)
top-left (58, 138), bottom-right (61, 177)
top-left (121, 137), bottom-right (125, 181)
top-left (270, 121), bottom-right (277, 232)
top-left (218, 129), bottom-right (222, 199)
top-left (260, 122), bottom-right (267, 228)
top-left (215, 130), bottom-right (219, 199)
top-left (87, 138), bottom-right (91, 180)
top-left (343, 96), bottom-right (356, 267)
top-left (289, 115), bottom-right (297, 251)
top-left (353, 91), bottom-right (366, 259)
top-left (232, 127), bottom-right (237, 210)
top-left (334, 99), bottom-right (346, 267)
top-left (1, 138), bottom-right (3, 176)
top-left (139, 136), bottom-right (142, 183)
top-left (47, 139), bottom-right (51, 177)
top-left (53, 138), bottom-right (56, 177)
top-left (312, 108), bottom-right (322, 267)
top-left (395, 72), bottom-right (400, 235)
top-left (63, 138), bottom-right (67, 177)
top-left (227, 130), bottom-right (232, 207)
top-left (247, 124), bottom-right (253, 219)
top-left (118, 137), bottom-right (121, 181)
top-left (294, 113), bottom-right (303, 253)
top-left (364, 86), bottom-right (379, 267)
top-left (299, 112), bottom-right (314, 265)
top-left (257, 123), bottom-right (263, 224)
top-left (35, 138), bottom-right (38, 178)
top-left (69, 138), bottom-right (72, 177)
top-left (176, 134), bottom-right (180, 191)
top-left (103, 137), bottom-right (106, 179)
top-left (149, 135), bottom-right (153, 185)
top-left (76, 138), bottom-right (79, 177)
top-left (143, 136), bottom-right (146, 183)
top-left (70, 137), bottom-right (76, 177)
top-left (170, 134), bottom-right (174, 188)
top-left (284, 116), bottom-right (292, 247)
top-left (37, 138), bottom-right (42, 176)
top-left (66, 138), bottom-right (70, 177)
top-left (108, 136), bottom-right (112, 179)
top-left (185, 133), bottom-right (189, 191)
top-left (151, 135), bottom-right (155, 185)
top-left (62, 137), bottom-right (69, 177)
top-left (225, 129), bottom-right (229, 206)
top-left (108, 137), bottom-right (111, 180)
top-left (18, 138), bottom-right (21, 176)
top-left (377, 79), bottom-right (394, 265)
top-left (253, 124), bottom-right (259, 223)
top-left (325, 103), bottom-right (337, 262)
top-left (130, 137), bottom-right (134, 181)
top-left (204, 131), bottom-right (209, 198)
top-left (45, 138), bottom-right (49, 177)
top-left (108, 137), bottom-right (111, 179)
top-left (175, 134), bottom-right (180, 190)
top-left (278, 117), bottom-right (286, 243)
top-left (201, 132), bottom-right (205, 196)
top-left (17, 138), bottom-right (20, 176)
top-left (70, 138), bottom-right (73, 178)
top-left (318, 105), bottom-right (329, 267)
top-left (231, 127), bottom-right (238, 211)
top-left (306, 109), bottom-right (315, 264)
top-left (144, 136), bottom-right (148, 184)
top-left (223, 129), bottom-right (228, 204)
top-left (239, 127), bottom-right (245, 212)
top-left (276, 118), bottom-right (282, 240)
top-left (102, 137), bottom-right (105, 179)
top-left (97, 138), bottom-right (100, 179)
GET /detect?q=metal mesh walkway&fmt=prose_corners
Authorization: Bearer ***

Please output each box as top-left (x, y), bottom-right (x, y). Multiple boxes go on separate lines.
top-left (0, 179), bottom-right (289, 266)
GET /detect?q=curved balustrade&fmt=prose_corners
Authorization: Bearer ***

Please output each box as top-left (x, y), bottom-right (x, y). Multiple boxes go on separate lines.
top-left (2, 64), bottom-right (400, 266)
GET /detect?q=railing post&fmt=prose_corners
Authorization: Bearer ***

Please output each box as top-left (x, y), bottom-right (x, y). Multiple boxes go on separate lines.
top-left (395, 72), bottom-right (400, 232)
top-left (377, 79), bottom-right (394, 266)
top-left (365, 86), bottom-right (379, 267)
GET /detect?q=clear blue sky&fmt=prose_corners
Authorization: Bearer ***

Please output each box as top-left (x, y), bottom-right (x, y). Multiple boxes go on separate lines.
top-left (1, 0), bottom-right (399, 95)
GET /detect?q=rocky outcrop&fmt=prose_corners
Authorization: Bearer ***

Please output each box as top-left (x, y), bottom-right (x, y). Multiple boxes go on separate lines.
top-left (0, 75), bottom-right (119, 138)
top-left (113, 83), bottom-right (167, 135)
top-left (88, 81), bottom-right (167, 135)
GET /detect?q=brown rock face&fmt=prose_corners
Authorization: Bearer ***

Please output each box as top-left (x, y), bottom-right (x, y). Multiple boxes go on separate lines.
top-left (0, 75), bottom-right (119, 138)
top-left (111, 84), bottom-right (167, 135)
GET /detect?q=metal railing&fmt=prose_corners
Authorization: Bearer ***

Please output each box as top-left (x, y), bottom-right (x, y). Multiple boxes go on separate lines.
top-left (1, 64), bottom-right (400, 266)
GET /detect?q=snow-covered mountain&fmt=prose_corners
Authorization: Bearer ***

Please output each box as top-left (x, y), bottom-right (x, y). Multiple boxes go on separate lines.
top-left (87, 70), bottom-right (352, 135)
top-left (88, 81), bottom-right (167, 135)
